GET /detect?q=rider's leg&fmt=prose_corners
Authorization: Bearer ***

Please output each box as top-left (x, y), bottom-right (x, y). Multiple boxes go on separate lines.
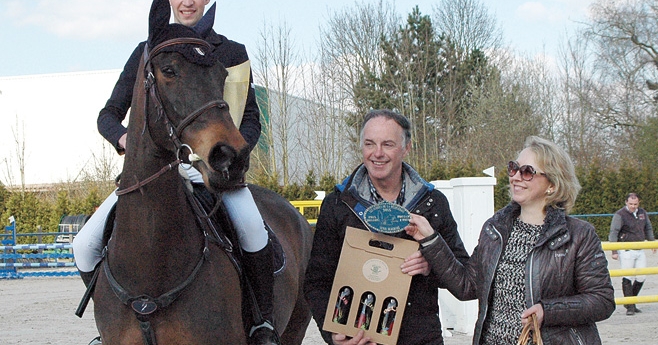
top-left (73, 191), bottom-right (117, 345)
top-left (222, 187), bottom-right (278, 345)
top-left (72, 191), bottom-right (118, 280)
top-left (182, 165), bottom-right (277, 343)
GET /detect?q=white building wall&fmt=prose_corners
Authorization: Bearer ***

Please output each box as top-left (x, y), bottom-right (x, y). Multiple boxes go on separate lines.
top-left (0, 71), bottom-right (122, 185)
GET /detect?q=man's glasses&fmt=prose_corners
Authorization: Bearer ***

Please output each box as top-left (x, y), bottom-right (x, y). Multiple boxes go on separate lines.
top-left (507, 161), bottom-right (547, 181)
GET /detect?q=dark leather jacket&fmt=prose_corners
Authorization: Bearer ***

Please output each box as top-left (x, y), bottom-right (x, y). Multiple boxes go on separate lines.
top-left (421, 202), bottom-right (615, 345)
top-left (304, 163), bottom-right (469, 345)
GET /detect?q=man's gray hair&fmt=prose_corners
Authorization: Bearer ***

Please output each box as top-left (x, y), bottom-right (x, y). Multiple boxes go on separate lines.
top-left (359, 109), bottom-right (411, 146)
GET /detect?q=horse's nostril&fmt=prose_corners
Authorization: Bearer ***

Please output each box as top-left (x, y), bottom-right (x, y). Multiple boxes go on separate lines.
top-left (209, 144), bottom-right (236, 172)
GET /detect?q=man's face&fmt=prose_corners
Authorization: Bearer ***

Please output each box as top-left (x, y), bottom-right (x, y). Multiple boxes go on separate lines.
top-left (361, 117), bottom-right (410, 186)
top-left (626, 197), bottom-right (640, 213)
top-left (169, 0), bottom-right (209, 27)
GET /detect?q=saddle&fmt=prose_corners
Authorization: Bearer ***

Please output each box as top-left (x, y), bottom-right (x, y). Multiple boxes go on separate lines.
top-left (191, 184), bottom-right (286, 274)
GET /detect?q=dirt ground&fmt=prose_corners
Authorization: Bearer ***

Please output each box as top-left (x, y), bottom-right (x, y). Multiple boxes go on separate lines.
top-left (0, 251), bottom-right (656, 345)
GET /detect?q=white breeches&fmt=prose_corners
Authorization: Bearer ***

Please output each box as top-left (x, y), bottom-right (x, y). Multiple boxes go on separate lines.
top-left (619, 249), bottom-right (647, 282)
top-left (72, 166), bottom-right (267, 272)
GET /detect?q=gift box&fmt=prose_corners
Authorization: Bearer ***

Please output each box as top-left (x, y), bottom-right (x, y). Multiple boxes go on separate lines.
top-left (323, 226), bottom-right (419, 344)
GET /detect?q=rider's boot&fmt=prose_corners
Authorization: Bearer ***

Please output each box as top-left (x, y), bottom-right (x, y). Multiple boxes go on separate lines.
top-left (622, 278), bottom-right (635, 315)
top-left (243, 241), bottom-right (280, 345)
top-left (79, 269), bottom-right (96, 287)
top-left (632, 280), bottom-right (644, 313)
top-left (79, 267), bottom-right (102, 345)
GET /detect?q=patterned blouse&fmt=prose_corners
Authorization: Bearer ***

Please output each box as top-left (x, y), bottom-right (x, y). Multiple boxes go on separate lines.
top-left (480, 217), bottom-right (544, 345)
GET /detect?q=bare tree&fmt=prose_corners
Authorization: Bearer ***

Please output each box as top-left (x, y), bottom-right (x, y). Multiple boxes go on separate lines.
top-left (580, 0), bottom-right (658, 162)
top-left (319, 0), bottom-right (398, 110)
top-left (253, 19), bottom-right (303, 185)
top-left (433, 0), bottom-right (503, 56)
top-left (2, 116), bottom-right (28, 192)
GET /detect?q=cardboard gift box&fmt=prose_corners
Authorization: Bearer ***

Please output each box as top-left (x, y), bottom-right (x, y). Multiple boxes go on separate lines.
top-left (323, 226), bottom-right (419, 345)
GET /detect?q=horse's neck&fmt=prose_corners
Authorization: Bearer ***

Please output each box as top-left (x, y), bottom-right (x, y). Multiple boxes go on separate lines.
top-left (112, 148), bottom-right (203, 289)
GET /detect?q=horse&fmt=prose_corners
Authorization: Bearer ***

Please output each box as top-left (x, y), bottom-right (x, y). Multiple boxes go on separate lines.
top-left (89, 1), bottom-right (313, 344)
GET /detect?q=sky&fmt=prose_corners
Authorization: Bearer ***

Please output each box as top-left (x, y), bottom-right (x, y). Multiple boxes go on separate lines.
top-left (0, 0), bottom-right (596, 185)
top-left (0, 0), bottom-right (596, 77)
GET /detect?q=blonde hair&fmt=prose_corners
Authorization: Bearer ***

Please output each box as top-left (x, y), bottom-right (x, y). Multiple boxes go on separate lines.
top-left (522, 136), bottom-right (581, 213)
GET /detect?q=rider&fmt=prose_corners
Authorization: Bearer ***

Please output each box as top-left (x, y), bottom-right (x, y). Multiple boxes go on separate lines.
top-left (71, 1), bottom-right (277, 344)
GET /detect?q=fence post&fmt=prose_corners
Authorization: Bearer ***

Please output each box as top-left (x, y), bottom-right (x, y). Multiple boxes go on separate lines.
top-left (433, 176), bottom-right (497, 335)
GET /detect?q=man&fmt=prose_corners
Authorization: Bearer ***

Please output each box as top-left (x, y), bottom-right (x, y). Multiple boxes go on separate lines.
top-left (609, 192), bottom-right (656, 316)
top-left (304, 109), bottom-right (470, 345)
top-left (73, 1), bottom-right (277, 344)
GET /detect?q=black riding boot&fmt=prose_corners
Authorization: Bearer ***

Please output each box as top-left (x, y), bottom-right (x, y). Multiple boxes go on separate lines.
top-left (632, 280), bottom-right (644, 313)
top-left (242, 242), bottom-right (280, 345)
top-left (79, 268), bottom-right (103, 345)
top-left (79, 269), bottom-right (96, 288)
top-left (622, 278), bottom-right (635, 315)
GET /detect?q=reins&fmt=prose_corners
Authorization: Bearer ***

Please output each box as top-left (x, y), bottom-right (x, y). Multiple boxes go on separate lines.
top-left (115, 159), bottom-right (180, 196)
top-left (105, 37), bottom-right (241, 345)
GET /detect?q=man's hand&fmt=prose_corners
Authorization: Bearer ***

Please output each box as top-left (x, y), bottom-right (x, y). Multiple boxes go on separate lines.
top-left (611, 253), bottom-right (618, 260)
top-left (401, 250), bottom-right (430, 276)
top-left (331, 330), bottom-right (375, 345)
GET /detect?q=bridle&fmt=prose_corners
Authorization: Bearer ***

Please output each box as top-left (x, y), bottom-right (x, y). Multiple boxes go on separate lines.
top-left (116, 37), bottom-right (229, 196)
top-left (104, 37), bottom-right (241, 345)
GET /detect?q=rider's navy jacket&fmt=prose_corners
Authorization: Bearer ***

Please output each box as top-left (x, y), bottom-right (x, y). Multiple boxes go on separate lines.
top-left (97, 30), bottom-right (260, 154)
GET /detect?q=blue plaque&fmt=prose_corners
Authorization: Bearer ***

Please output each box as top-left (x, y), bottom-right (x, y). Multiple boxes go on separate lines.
top-left (364, 202), bottom-right (411, 233)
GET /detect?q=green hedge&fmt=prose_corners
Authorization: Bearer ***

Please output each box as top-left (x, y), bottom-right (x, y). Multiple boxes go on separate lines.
top-left (0, 161), bottom-right (656, 242)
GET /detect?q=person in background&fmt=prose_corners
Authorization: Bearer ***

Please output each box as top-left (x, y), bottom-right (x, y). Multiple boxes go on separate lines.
top-left (405, 136), bottom-right (615, 344)
top-left (609, 192), bottom-right (656, 316)
top-left (72, 1), bottom-right (277, 344)
top-left (304, 109), bottom-right (470, 345)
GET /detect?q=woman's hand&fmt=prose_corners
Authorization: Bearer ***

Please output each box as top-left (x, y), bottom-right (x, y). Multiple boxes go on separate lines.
top-left (404, 214), bottom-right (435, 241)
top-left (521, 303), bottom-right (544, 328)
top-left (331, 330), bottom-right (375, 345)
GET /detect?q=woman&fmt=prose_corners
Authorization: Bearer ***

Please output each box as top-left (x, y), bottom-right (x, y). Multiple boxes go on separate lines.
top-left (405, 136), bottom-right (615, 344)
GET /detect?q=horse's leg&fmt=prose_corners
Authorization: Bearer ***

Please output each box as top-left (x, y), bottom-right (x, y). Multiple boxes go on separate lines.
top-left (279, 291), bottom-right (313, 345)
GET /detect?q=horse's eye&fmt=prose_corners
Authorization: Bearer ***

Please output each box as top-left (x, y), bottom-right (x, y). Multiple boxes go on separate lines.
top-left (161, 66), bottom-right (176, 78)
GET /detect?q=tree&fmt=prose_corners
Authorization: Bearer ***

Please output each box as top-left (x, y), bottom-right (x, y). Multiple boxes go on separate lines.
top-left (354, 7), bottom-right (508, 172)
top-left (582, 0), bottom-right (658, 164)
top-left (253, 19), bottom-right (303, 185)
top-left (433, 0), bottom-right (503, 57)
top-left (354, 7), bottom-right (446, 169)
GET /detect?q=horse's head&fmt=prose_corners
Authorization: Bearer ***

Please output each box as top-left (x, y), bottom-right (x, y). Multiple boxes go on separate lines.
top-left (142, 0), bottom-right (250, 191)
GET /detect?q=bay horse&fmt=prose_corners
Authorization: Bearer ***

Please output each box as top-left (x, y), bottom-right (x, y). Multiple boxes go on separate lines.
top-left (89, 1), bottom-right (312, 344)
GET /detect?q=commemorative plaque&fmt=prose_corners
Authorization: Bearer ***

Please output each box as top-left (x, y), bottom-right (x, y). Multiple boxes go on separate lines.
top-left (363, 202), bottom-right (411, 233)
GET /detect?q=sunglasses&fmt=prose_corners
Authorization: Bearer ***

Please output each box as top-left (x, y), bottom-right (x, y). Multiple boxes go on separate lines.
top-left (507, 161), bottom-right (547, 181)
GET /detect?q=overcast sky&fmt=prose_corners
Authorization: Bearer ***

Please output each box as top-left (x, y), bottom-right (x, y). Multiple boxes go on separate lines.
top-left (1, 0), bottom-right (595, 77)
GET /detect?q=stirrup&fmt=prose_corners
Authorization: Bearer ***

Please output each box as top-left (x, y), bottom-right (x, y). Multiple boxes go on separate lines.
top-left (88, 336), bottom-right (102, 345)
top-left (248, 320), bottom-right (275, 337)
top-left (248, 320), bottom-right (280, 345)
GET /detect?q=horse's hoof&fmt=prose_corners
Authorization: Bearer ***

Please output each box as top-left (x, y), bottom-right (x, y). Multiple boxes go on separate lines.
top-left (87, 336), bottom-right (102, 345)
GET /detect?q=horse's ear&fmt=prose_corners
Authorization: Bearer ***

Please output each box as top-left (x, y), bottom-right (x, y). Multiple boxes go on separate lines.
top-left (148, 0), bottom-right (171, 47)
top-left (193, 2), bottom-right (215, 37)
